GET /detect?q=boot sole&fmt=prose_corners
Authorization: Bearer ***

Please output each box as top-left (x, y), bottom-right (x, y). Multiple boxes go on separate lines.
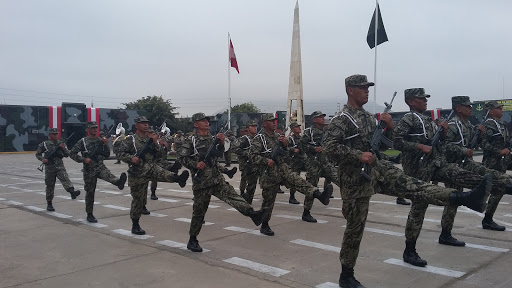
top-left (482, 225), bottom-right (506, 231)
top-left (403, 258), bottom-right (427, 267)
top-left (438, 240), bottom-right (466, 247)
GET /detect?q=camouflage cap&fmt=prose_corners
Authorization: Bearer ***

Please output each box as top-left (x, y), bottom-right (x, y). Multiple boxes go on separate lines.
top-left (239, 125), bottom-right (247, 130)
top-left (289, 121), bottom-right (301, 129)
top-left (49, 128), bottom-right (59, 134)
top-left (345, 74), bottom-right (375, 87)
top-left (191, 112), bottom-right (210, 122)
top-left (311, 110), bottom-right (326, 118)
top-left (134, 116), bottom-right (149, 123)
top-left (261, 113), bottom-right (277, 121)
top-left (245, 119), bottom-right (258, 126)
top-left (451, 96), bottom-right (473, 109)
top-left (484, 100), bottom-right (504, 110)
top-left (86, 121), bottom-right (98, 128)
top-left (404, 88), bottom-right (431, 101)
top-left (177, 130), bottom-right (183, 134)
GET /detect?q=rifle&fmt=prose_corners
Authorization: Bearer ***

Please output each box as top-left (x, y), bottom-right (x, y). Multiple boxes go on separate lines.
top-left (360, 92), bottom-right (397, 181)
top-left (264, 127), bottom-right (289, 176)
top-left (37, 132), bottom-right (75, 172)
top-left (418, 110), bottom-right (455, 167)
top-left (129, 137), bottom-right (155, 168)
top-left (192, 122), bottom-right (230, 183)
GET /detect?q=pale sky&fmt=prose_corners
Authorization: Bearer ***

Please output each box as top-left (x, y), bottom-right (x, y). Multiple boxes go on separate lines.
top-left (1, 0), bottom-right (511, 118)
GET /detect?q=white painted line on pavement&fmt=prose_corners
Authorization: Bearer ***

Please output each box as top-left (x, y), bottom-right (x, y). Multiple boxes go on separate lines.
top-left (47, 211), bottom-right (73, 219)
top-left (0, 197), bottom-right (5, 201)
top-left (501, 202), bottom-right (509, 205)
top-left (275, 214), bottom-right (328, 223)
top-left (504, 214), bottom-right (512, 217)
top-left (167, 189), bottom-right (191, 193)
top-left (74, 219), bottom-right (108, 228)
top-left (8, 187), bottom-right (34, 192)
top-left (435, 241), bottom-right (508, 253)
top-left (4, 200), bottom-right (23, 206)
top-left (223, 257), bottom-right (290, 277)
top-left (124, 194), bottom-right (132, 197)
top-left (395, 215), bottom-right (438, 223)
top-left (185, 202), bottom-right (219, 208)
top-left (102, 204), bottom-right (130, 211)
top-left (462, 207), bottom-right (512, 227)
top-left (98, 190), bottom-right (122, 195)
top-left (35, 192), bottom-right (46, 195)
top-left (224, 226), bottom-right (262, 236)
top-left (174, 218), bottom-right (213, 225)
top-left (227, 208), bottom-right (237, 211)
top-left (384, 258), bottom-right (465, 278)
top-left (112, 229), bottom-right (153, 240)
top-left (159, 198), bottom-right (180, 203)
top-left (370, 200), bottom-right (395, 205)
top-left (25, 205), bottom-right (45, 212)
top-left (326, 207), bottom-right (342, 211)
top-left (77, 200), bottom-right (100, 204)
top-left (55, 195), bottom-right (72, 200)
top-left (149, 212), bottom-right (167, 218)
top-left (316, 282), bottom-right (339, 288)
top-left (290, 239), bottom-right (339, 252)
top-left (275, 201), bottom-right (303, 206)
top-left (365, 227), bottom-right (404, 237)
top-left (157, 240), bottom-right (211, 252)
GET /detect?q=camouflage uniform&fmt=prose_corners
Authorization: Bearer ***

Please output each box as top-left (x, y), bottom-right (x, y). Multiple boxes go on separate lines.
top-left (444, 97), bottom-right (512, 230)
top-left (112, 133), bottom-right (126, 164)
top-left (223, 132), bottom-right (236, 166)
top-left (179, 113), bottom-right (261, 242)
top-left (233, 120), bottom-right (261, 204)
top-left (481, 103), bottom-right (512, 172)
top-left (70, 132), bottom-right (124, 216)
top-left (287, 124), bottom-right (306, 203)
top-left (323, 76), bottom-right (469, 273)
top-left (35, 133), bottom-right (77, 202)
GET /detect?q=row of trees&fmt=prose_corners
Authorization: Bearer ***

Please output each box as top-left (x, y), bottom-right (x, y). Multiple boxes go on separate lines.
top-left (123, 96), bottom-right (260, 133)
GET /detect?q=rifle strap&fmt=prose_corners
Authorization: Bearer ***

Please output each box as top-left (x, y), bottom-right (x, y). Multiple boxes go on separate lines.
top-left (256, 134), bottom-right (272, 153)
top-left (448, 120), bottom-right (467, 146)
top-left (406, 112), bottom-right (429, 139)
top-left (242, 135), bottom-right (252, 150)
top-left (334, 112), bottom-right (360, 140)
top-left (485, 119), bottom-right (505, 137)
top-left (43, 141), bottom-right (49, 153)
top-left (82, 138), bottom-right (90, 153)
top-left (190, 136), bottom-right (199, 156)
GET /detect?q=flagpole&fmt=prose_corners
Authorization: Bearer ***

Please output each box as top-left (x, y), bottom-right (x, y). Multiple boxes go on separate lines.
top-left (228, 32), bottom-right (231, 130)
top-left (373, 0), bottom-right (378, 114)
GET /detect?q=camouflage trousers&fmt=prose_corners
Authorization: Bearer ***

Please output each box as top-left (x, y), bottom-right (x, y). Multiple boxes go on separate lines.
top-left (129, 164), bottom-right (178, 220)
top-left (190, 180), bottom-right (253, 236)
top-left (83, 167), bottom-right (119, 214)
top-left (239, 161), bottom-right (248, 193)
top-left (242, 167), bottom-right (262, 205)
top-left (45, 167), bottom-right (74, 201)
top-left (260, 163), bottom-right (317, 224)
top-left (341, 161), bottom-right (457, 269)
top-left (438, 159), bottom-right (511, 233)
top-left (224, 150), bottom-right (232, 165)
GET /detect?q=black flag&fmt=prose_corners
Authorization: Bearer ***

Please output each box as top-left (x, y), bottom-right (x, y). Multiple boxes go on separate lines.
top-left (367, 4), bottom-right (388, 49)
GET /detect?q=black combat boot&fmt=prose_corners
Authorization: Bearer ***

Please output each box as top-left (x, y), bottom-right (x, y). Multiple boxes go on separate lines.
top-left (87, 213), bottom-right (97, 223)
top-left (141, 206), bottom-right (150, 215)
top-left (169, 161), bottom-right (182, 173)
top-left (339, 265), bottom-right (365, 288)
top-left (150, 190), bottom-right (158, 200)
top-left (224, 167), bottom-right (237, 178)
top-left (172, 170), bottom-right (189, 188)
top-left (260, 222), bottom-right (275, 236)
top-left (289, 191), bottom-right (300, 204)
top-left (276, 188), bottom-right (284, 194)
top-left (313, 184), bottom-right (333, 205)
top-left (396, 197), bottom-right (410, 205)
top-left (115, 159), bottom-right (121, 164)
top-left (302, 209), bottom-right (317, 223)
top-left (449, 174), bottom-right (491, 212)
top-left (247, 207), bottom-right (269, 226)
top-left (403, 240), bottom-right (427, 267)
top-left (241, 193), bottom-right (252, 205)
top-left (482, 214), bottom-right (506, 231)
top-left (67, 187), bottom-right (80, 199)
top-left (187, 235), bottom-right (203, 252)
top-left (117, 172), bottom-right (127, 190)
top-left (131, 218), bottom-right (145, 235)
top-left (439, 230), bottom-right (465, 247)
top-left (46, 201), bottom-right (55, 211)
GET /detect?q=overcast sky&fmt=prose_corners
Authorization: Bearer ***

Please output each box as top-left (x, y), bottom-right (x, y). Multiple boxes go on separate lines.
top-left (1, 0), bottom-right (511, 117)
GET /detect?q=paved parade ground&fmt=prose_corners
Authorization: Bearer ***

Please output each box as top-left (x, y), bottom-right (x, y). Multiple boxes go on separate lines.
top-left (1, 153), bottom-right (512, 288)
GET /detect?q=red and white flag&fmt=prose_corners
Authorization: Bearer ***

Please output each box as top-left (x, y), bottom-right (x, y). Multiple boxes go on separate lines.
top-left (229, 39), bottom-right (239, 73)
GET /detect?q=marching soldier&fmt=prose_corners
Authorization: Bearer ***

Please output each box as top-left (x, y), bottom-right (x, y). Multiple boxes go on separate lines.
top-left (287, 121), bottom-right (306, 204)
top-left (233, 120), bottom-right (261, 204)
top-left (119, 116), bottom-right (189, 235)
top-left (323, 75), bottom-right (491, 288)
top-left (36, 128), bottom-right (80, 211)
top-left (236, 125), bottom-right (249, 195)
top-left (112, 125), bottom-right (126, 164)
top-left (179, 113), bottom-right (268, 252)
top-left (394, 88), bottom-right (509, 267)
top-left (249, 113), bottom-right (333, 236)
top-left (70, 122), bottom-right (127, 223)
top-left (444, 97), bottom-right (512, 232)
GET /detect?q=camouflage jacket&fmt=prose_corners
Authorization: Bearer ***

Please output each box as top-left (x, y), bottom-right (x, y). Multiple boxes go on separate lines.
top-left (287, 133), bottom-right (306, 168)
top-left (233, 134), bottom-right (255, 164)
top-left (323, 105), bottom-right (394, 199)
top-left (112, 135), bottom-right (126, 155)
top-left (394, 111), bottom-right (447, 173)
top-left (36, 140), bottom-right (70, 171)
top-left (481, 117), bottom-right (512, 171)
top-left (70, 137), bottom-right (110, 170)
top-left (118, 133), bottom-right (165, 177)
top-left (444, 115), bottom-right (474, 164)
top-left (300, 126), bottom-right (328, 163)
top-left (225, 135), bottom-right (236, 152)
top-left (179, 133), bottom-right (226, 190)
top-left (174, 135), bottom-right (185, 151)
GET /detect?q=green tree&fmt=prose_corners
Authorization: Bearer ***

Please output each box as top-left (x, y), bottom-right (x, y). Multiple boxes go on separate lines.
top-left (124, 95), bottom-right (180, 129)
top-left (226, 102), bottom-right (261, 113)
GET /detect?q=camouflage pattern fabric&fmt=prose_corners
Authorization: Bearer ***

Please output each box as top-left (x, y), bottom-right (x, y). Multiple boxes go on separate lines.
top-left (481, 117), bottom-right (512, 172)
top-left (323, 104), bottom-right (459, 269)
top-left (249, 130), bottom-right (318, 219)
top-left (223, 134), bottom-right (236, 165)
top-left (70, 137), bottom-right (121, 214)
top-left (287, 133), bottom-right (306, 197)
top-left (119, 133), bottom-right (178, 219)
top-left (36, 140), bottom-right (74, 201)
top-left (233, 134), bottom-right (261, 200)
